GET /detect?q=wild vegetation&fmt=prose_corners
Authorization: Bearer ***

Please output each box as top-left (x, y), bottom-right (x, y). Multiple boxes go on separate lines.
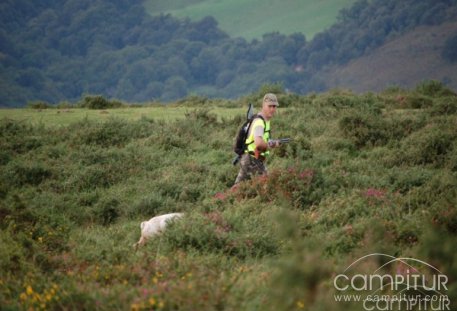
top-left (1, 81), bottom-right (456, 310)
top-left (1, 0), bottom-right (457, 106)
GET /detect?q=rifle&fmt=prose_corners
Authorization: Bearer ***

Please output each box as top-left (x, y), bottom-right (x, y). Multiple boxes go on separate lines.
top-left (269, 138), bottom-right (292, 146)
top-left (253, 138), bottom-right (292, 159)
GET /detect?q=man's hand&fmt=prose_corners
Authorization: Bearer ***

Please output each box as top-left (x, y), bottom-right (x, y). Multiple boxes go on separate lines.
top-left (268, 138), bottom-right (292, 148)
top-left (268, 139), bottom-right (280, 148)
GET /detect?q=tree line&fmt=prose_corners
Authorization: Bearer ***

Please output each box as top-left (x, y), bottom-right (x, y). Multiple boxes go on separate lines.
top-left (1, 0), bottom-right (456, 106)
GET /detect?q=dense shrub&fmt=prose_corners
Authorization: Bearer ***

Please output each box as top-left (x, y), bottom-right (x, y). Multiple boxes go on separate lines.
top-left (0, 119), bottom-right (44, 154)
top-left (69, 118), bottom-right (155, 147)
top-left (429, 96), bottom-right (457, 115)
top-left (163, 211), bottom-right (280, 259)
top-left (396, 94), bottom-right (434, 109)
top-left (234, 166), bottom-right (325, 209)
top-left (79, 95), bottom-right (124, 109)
top-left (27, 101), bottom-right (52, 109)
top-left (389, 123), bottom-right (456, 167)
top-left (2, 161), bottom-right (53, 187)
top-left (338, 112), bottom-right (389, 147)
top-left (276, 136), bottom-right (313, 160)
top-left (407, 171), bottom-right (457, 210)
top-left (94, 198), bottom-right (122, 226)
top-left (415, 80), bottom-right (456, 97)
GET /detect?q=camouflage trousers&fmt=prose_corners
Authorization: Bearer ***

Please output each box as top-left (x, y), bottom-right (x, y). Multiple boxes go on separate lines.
top-left (234, 153), bottom-right (267, 184)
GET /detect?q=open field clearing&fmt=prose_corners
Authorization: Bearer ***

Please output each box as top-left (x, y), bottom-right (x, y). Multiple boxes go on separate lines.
top-left (144, 0), bottom-right (357, 39)
top-left (0, 106), bottom-right (245, 127)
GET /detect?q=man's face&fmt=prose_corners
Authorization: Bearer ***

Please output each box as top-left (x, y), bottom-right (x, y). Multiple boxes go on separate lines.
top-left (262, 102), bottom-right (278, 119)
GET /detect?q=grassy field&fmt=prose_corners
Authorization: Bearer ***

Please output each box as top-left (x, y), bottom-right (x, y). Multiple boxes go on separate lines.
top-left (1, 84), bottom-right (456, 310)
top-left (144, 0), bottom-right (357, 40)
top-left (0, 106), bottom-right (245, 127)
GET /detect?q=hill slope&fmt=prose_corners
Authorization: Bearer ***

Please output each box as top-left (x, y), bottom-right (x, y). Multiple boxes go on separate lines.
top-left (322, 21), bottom-right (457, 92)
top-left (144, 0), bottom-right (357, 40)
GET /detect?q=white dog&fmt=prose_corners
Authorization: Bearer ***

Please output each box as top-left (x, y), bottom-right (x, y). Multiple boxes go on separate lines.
top-left (133, 213), bottom-right (183, 248)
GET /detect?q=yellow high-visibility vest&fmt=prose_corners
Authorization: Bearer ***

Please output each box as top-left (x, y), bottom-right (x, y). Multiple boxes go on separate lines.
top-left (245, 116), bottom-right (271, 157)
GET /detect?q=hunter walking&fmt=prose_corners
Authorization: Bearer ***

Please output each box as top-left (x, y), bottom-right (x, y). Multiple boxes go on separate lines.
top-left (234, 93), bottom-right (281, 184)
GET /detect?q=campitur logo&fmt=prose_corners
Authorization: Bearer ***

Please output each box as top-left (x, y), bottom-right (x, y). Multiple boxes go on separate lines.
top-left (333, 253), bottom-right (451, 310)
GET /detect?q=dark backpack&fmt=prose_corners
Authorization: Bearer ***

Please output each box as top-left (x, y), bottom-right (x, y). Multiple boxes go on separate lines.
top-left (233, 114), bottom-right (266, 156)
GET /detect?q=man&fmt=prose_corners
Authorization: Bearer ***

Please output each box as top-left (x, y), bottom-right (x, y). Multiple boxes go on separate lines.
top-left (234, 93), bottom-right (280, 184)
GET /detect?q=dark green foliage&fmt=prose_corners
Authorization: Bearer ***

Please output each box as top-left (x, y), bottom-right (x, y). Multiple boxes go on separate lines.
top-left (79, 95), bottom-right (124, 109)
top-left (69, 118), bottom-right (154, 147)
top-left (339, 106), bottom-right (428, 149)
top-left (131, 193), bottom-right (166, 217)
top-left (408, 171), bottom-right (457, 210)
top-left (429, 96), bottom-right (457, 115)
top-left (417, 228), bottom-right (457, 310)
top-left (95, 198), bottom-right (122, 226)
top-left (2, 0), bottom-right (457, 106)
top-left (389, 122), bottom-right (456, 167)
top-left (27, 101), bottom-right (52, 109)
top-left (0, 120), bottom-right (44, 155)
top-left (397, 94), bottom-right (434, 109)
top-left (163, 211), bottom-right (280, 259)
top-left (339, 112), bottom-right (389, 147)
top-left (415, 80), bottom-right (456, 97)
top-left (2, 161), bottom-right (53, 187)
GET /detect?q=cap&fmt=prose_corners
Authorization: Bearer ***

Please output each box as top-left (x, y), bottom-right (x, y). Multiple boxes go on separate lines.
top-left (263, 93), bottom-right (279, 106)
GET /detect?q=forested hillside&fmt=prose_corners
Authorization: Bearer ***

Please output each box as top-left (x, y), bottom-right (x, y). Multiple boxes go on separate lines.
top-left (1, 0), bottom-right (457, 106)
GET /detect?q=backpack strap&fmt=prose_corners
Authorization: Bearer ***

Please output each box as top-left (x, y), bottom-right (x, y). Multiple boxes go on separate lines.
top-left (245, 114), bottom-right (268, 148)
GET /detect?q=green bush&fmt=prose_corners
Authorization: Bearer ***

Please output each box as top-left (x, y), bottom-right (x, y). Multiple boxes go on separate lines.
top-left (130, 193), bottom-right (166, 217)
top-left (387, 167), bottom-right (433, 193)
top-left (69, 118), bottom-right (155, 147)
top-left (234, 166), bottom-right (325, 209)
top-left (94, 198), bottom-right (122, 226)
top-left (0, 119), bottom-right (45, 154)
top-left (163, 211), bottom-right (279, 259)
top-left (415, 80), bottom-right (456, 97)
top-left (2, 161), bottom-right (53, 187)
top-left (338, 112), bottom-right (389, 147)
top-left (396, 94), bottom-right (434, 109)
top-left (429, 96), bottom-right (457, 116)
top-left (390, 124), bottom-right (456, 167)
top-left (275, 136), bottom-right (313, 160)
top-left (417, 227), bottom-right (457, 311)
top-left (79, 95), bottom-right (124, 109)
top-left (27, 101), bottom-right (52, 109)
